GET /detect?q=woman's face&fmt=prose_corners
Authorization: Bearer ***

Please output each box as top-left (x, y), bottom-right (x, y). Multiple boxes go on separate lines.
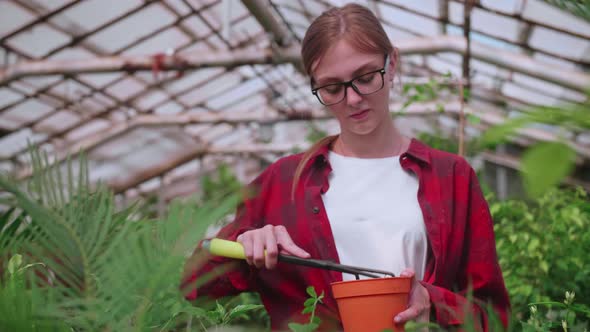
top-left (311, 39), bottom-right (395, 136)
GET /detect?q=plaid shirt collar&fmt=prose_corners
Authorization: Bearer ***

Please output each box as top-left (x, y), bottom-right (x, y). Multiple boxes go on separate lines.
top-left (309, 136), bottom-right (432, 168)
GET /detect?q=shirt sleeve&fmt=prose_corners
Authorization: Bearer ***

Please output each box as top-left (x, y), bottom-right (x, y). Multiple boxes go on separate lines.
top-left (420, 166), bottom-right (510, 331)
top-left (181, 163), bottom-right (276, 301)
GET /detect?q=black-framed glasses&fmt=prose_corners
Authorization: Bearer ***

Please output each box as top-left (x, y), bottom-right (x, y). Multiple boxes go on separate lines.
top-left (311, 54), bottom-right (390, 106)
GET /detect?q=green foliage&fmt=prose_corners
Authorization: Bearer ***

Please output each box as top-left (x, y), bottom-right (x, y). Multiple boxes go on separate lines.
top-left (543, 0), bottom-right (590, 22)
top-left (403, 321), bottom-right (445, 331)
top-left (200, 163), bottom-right (242, 202)
top-left (400, 74), bottom-right (450, 113)
top-left (398, 71), bottom-right (474, 114)
top-left (416, 131), bottom-right (479, 156)
top-left (482, 92), bottom-right (590, 198)
top-left (490, 187), bottom-right (590, 317)
top-left (288, 286), bottom-right (324, 332)
top-left (417, 131), bottom-right (460, 154)
top-left (228, 292), bottom-right (270, 328)
top-left (521, 141), bottom-right (577, 198)
top-left (198, 292), bottom-right (269, 329)
top-left (305, 123), bottom-right (328, 144)
top-left (522, 291), bottom-right (590, 331)
top-left (194, 300), bottom-right (264, 327)
top-left (0, 147), bottom-right (243, 331)
top-left (0, 254), bottom-right (70, 332)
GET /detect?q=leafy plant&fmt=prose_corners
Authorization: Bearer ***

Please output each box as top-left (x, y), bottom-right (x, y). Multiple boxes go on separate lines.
top-left (218, 292), bottom-right (269, 329)
top-left (187, 292), bottom-right (268, 330)
top-left (522, 291), bottom-right (589, 331)
top-left (306, 123), bottom-right (328, 144)
top-left (400, 73), bottom-right (453, 113)
top-left (489, 187), bottom-right (590, 317)
top-left (416, 131), bottom-right (479, 157)
top-left (201, 163), bottom-right (242, 202)
top-left (193, 300), bottom-right (264, 327)
top-left (520, 141), bottom-right (577, 198)
top-left (288, 286), bottom-right (324, 332)
top-left (482, 91), bottom-right (590, 198)
top-left (0, 147), bottom-right (242, 331)
top-left (0, 254), bottom-right (70, 332)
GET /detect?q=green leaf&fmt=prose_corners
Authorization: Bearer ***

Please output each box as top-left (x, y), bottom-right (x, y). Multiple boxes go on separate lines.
top-left (467, 114), bottom-right (480, 125)
top-left (301, 306), bottom-right (314, 314)
top-left (288, 322), bottom-right (320, 332)
top-left (539, 260), bottom-right (549, 273)
top-left (7, 254), bottom-right (23, 275)
top-left (306, 286), bottom-right (317, 299)
top-left (402, 84), bottom-right (412, 94)
top-left (227, 304), bottom-right (264, 321)
top-left (521, 142), bottom-right (576, 198)
top-left (527, 238), bottom-right (540, 252)
top-left (288, 322), bottom-right (304, 332)
top-left (415, 84), bottom-right (425, 95)
top-left (481, 117), bottom-right (530, 145)
top-left (462, 87), bottom-right (471, 101)
top-left (310, 316), bottom-right (321, 325)
top-left (303, 298), bottom-right (315, 307)
top-left (179, 306), bottom-right (208, 318)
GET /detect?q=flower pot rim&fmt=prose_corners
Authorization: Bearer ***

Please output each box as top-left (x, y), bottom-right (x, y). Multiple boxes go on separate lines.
top-left (331, 276), bottom-right (412, 299)
top-left (331, 275), bottom-right (412, 286)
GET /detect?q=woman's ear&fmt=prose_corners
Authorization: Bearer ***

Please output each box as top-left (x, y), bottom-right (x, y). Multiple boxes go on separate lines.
top-left (388, 48), bottom-right (398, 82)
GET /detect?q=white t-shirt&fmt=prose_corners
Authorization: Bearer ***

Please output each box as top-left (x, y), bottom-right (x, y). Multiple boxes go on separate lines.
top-left (321, 151), bottom-right (428, 281)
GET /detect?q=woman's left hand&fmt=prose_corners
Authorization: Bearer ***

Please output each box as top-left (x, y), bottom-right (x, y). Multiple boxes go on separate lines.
top-left (394, 268), bottom-right (431, 325)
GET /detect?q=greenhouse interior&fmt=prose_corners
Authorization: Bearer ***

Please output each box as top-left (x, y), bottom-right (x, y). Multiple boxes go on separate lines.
top-left (0, 0), bottom-right (589, 331)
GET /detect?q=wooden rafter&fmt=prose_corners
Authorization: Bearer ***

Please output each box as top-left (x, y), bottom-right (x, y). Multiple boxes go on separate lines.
top-left (1, 0), bottom-right (264, 162)
top-left (14, 100), bottom-right (590, 181)
top-left (109, 143), bottom-right (296, 193)
top-left (2, 36), bottom-right (589, 91)
top-left (241, 0), bottom-right (293, 47)
top-left (0, 46), bottom-right (299, 85)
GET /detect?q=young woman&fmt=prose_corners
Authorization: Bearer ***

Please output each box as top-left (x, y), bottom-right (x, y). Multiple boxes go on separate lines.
top-left (182, 3), bottom-right (510, 331)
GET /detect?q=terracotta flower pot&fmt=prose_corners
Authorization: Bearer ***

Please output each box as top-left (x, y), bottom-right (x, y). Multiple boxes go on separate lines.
top-left (331, 276), bottom-right (412, 332)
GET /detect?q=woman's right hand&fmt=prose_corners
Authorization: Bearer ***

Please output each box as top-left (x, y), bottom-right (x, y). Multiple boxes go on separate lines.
top-left (236, 225), bottom-right (311, 270)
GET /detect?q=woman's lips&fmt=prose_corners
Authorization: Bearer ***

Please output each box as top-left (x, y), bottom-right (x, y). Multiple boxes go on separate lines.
top-left (350, 109), bottom-right (370, 120)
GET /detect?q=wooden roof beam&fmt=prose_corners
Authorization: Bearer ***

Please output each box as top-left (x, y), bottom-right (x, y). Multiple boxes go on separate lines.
top-left (2, 36), bottom-right (588, 91)
top-left (241, 0), bottom-right (294, 47)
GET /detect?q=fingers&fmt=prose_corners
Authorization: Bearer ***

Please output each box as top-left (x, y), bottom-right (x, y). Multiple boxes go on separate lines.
top-left (264, 228), bottom-right (278, 270)
top-left (394, 273), bottom-right (431, 325)
top-left (399, 267), bottom-right (415, 278)
top-left (237, 233), bottom-right (254, 266)
top-left (236, 225), bottom-right (307, 270)
top-left (394, 299), bottom-right (430, 324)
top-left (252, 230), bottom-right (266, 269)
top-left (394, 306), bottom-right (422, 324)
top-left (400, 267), bottom-right (418, 288)
top-left (274, 226), bottom-right (310, 258)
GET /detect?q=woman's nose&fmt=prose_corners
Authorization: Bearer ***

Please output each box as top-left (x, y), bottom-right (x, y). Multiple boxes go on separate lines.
top-left (345, 85), bottom-right (363, 106)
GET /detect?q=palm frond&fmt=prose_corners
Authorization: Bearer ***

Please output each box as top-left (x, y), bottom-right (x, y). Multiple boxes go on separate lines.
top-left (0, 146), bottom-right (242, 331)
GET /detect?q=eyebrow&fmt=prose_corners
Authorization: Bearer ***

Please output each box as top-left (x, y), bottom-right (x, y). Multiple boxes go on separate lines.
top-left (315, 60), bottom-right (383, 86)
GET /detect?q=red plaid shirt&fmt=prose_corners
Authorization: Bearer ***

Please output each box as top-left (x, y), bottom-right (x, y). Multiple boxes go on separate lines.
top-left (182, 138), bottom-right (510, 331)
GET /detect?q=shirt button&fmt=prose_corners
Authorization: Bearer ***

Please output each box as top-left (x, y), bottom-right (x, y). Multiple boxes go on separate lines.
top-left (312, 206), bottom-right (320, 214)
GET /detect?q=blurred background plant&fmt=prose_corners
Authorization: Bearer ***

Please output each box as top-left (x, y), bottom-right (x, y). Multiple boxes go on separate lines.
top-left (0, 147), bottom-right (262, 331)
top-left (481, 89), bottom-right (590, 198)
top-left (489, 187), bottom-right (590, 320)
